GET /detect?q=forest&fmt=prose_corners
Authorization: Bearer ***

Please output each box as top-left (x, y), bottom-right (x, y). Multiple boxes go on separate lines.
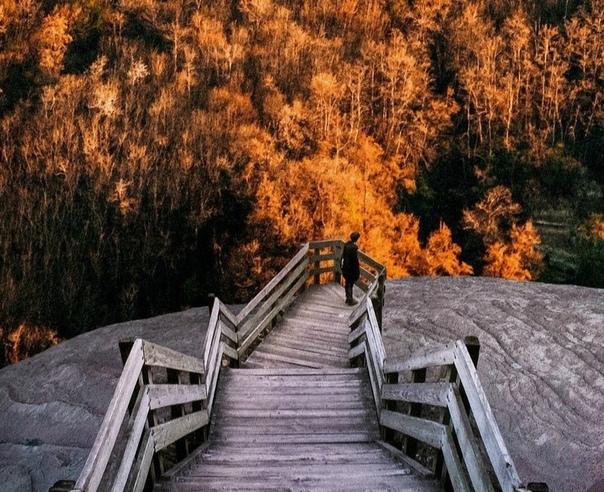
top-left (0, 0), bottom-right (603, 365)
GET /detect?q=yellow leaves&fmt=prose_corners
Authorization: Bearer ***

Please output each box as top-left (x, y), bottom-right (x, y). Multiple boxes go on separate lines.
top-left (483, 222), bottom-right (542, 280)
top-left (0, 3), bottom-right (11, 36)
top-left (579, 214), bottom-right (604, 240)
top-left (89, 81), bottom-right (120, 117)
top-left (423, 222), bottom-right (473, 276)
top-left (111, 178), bottom-right (137, 216)
top-left (127, 59), bottom-right (149, 85)
top-left (4, 324), bottom-right (61, 365)
top-left (208, 86), bottom-right (256, 126)
top-left (35, 4), bottom-right (82, 79)
top-left (465, 187), bottom-right (542, 280)
top-left (463, 185), bottom-right (521, 244)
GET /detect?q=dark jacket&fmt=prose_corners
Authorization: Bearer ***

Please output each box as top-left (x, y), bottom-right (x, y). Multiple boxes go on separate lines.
top-left (341, 240), bottom-right (360, 281)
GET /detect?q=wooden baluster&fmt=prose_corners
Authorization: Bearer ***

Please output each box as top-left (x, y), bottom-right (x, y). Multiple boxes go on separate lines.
top-left (404, 367), bottom-right (427, 460)
top-left (381, 371), bottom-right (399, 443)
top-left (190, 371), bottom-right (207, 444)
top-left (313, 247), bottom-right (321, 285)
top-left (460, 336), bottom-right (481, 414)
top-left (435, 361), bottom-right (458, 488)
top-left (436, 336), bottom-right (480, 489)
top-left (334, 243), bottom-right (342, 284)
top-left (167, 369), bottom-right (188, 462)
top-left (119, 339), bottom-right (139, 415)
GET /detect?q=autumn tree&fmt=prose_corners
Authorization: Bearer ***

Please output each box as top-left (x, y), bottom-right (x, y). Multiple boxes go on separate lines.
top-left (464, 186), bottom-right (542, 278)
top-left (422, 222), bottom-right (474, 276)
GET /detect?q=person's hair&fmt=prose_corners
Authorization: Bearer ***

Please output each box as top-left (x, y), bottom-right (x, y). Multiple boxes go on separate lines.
top-left (350, 231), bottom-right (360, 241)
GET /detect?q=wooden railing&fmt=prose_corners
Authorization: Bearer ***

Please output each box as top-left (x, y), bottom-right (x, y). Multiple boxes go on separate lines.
top-left (65, 297), bottom-right (239, 492)
top-left (348, 298), bottom-right (548, 492)
top-left (56, 239), bottom-right (545, 492)
top-left (57, 239), bottom-right (368, 492)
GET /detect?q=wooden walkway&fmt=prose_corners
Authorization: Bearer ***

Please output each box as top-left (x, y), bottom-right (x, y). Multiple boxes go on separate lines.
top-left (156, 284), bottom-right (442, 492)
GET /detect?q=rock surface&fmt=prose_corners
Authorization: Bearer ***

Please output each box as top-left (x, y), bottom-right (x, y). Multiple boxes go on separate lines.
top-left (0, 308), bottom-right (211, 492)
top-left (383, 277), bottom-right (604, 492)
top-left (0, 278), bottom-right (602, 492)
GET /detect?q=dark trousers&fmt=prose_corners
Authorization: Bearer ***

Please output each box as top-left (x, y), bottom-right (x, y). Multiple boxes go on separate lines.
top-left (344, 277), bottom-right (355, 301)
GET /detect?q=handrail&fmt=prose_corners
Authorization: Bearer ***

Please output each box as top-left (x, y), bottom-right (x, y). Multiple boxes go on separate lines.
top-left (65, 300), bottom-right (239, 492)
top-left (348, 296), bottom-right (548, 492)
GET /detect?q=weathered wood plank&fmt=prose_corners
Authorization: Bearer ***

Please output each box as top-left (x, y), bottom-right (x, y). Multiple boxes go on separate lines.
top-left (207, 431), bottom-right (381, 445)
top-left (238, 272), bottom-right (308, 355)
top-left (147, 384), bottom-right (207, 410)
top-left (250, 343), bottom-right (348, 367)
top-left (151, 410), bottom-right (210, 452)
top-left (125, 428), bottom-right (154, 492)
top-left (238, 259), bottom-right (309, 339)
top-left (440, 426), bottom-right (473, 492)
top-left (348, 340), bottom-right (366, 360)
top-left (236, 243), bottom-right (309, 323)
top-left (217, 299), bottom-right (239, 332)
top-left (218, 320), bottom-right (237, 344)
top-left (452, 341), bottom-right (523, 492)
top-left (379, 410), bottom-right (445, 450)
top-left (308, 239), bottom-right (343, 250)
top-left (357, 250), bottom-right (386, 273)
top-left (184, 462), bottom-right (409, 478)
top-left (142, 341), bottom-right (205, 375)
top-left (75, 339), bottom-right (145, 492)
top-left (384, 343), bottom-right (456, 374)
top-left (203, 302), bottom-right (221, 365)
top-left (446, 385), bottom-right (495, 492)
top-left (111, 388), bottom-right (150, 492)
top-left (382, 383), bottom-right (451, 407)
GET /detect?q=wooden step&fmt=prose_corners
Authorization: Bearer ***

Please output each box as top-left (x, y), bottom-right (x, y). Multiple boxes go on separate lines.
top-left (156, 284), bottom-right (442, 492)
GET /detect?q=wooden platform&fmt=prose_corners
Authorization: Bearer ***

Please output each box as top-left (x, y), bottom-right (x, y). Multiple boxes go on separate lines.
top-left (243, 282), bottom-right (353, 369)
top-left (157, 284), bottom-right (442, 491)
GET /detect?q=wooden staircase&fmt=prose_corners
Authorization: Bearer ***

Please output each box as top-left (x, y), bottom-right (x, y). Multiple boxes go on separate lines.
top-left (156, 284), bottom-right (441, 491)
top-left (62, 240), bottom-right (546, 492)
top-left (157, 368), bottom-right (440, 491)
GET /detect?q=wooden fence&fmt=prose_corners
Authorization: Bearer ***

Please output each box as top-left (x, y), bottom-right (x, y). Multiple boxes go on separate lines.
top-left (348, 296), bottom-right (548, 492)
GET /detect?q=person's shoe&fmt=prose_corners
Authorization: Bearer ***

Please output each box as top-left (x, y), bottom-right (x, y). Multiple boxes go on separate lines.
top-left (346, 299), bottom-right (358, 305)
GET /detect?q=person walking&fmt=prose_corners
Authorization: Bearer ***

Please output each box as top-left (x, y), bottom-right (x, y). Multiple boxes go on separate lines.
top-left (341, 232), bottom-right (361, 305)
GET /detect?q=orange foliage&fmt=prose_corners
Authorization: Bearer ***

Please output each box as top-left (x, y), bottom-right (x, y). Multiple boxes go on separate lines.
top-left (465, 187), bottom-right (543, 280)
top-left (580, 214), bottom-right (604, 240)
top-left (35, 4), bottom-right (81, 79)
top-left (422, 222), bottom-right (473, 276)
top-left (483, 222), bottom-right (542, 280)
top-left (2, 324), bottom-right (62, 366)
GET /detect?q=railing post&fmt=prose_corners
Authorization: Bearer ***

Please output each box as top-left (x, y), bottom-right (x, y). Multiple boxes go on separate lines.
top-left (460, 336), bottom-right (480, 415)
top-left (207, 293), bottom-right (216, 314)
top-left (167, 369), bottom-right (189, 461)
top-left (404, 367), bottom-right (426, 459)
top-left (371, 271), bottom-right (386, 332)
top-left (313, 246), bottom-right (321, 285)
top-left (381, 371), bottom-right (398, 443)
top-left (334, 242), bottom-right (343, 285)
top-left (119, 338), bottom-right (142, 417)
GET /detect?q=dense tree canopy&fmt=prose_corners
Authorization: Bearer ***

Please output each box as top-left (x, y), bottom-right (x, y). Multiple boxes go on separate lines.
top-left (1, 0), bottom-right (603, 363)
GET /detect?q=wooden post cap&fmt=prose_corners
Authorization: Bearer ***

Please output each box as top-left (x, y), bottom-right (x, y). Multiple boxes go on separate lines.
top-left (49, 481), bottom-right (76, 492)
top-left (526, 483), bottom-right (549, 492)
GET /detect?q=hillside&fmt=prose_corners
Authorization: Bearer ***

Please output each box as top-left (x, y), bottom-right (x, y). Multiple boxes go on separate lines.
top-left (0, 278), bottom-right (602, 491)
